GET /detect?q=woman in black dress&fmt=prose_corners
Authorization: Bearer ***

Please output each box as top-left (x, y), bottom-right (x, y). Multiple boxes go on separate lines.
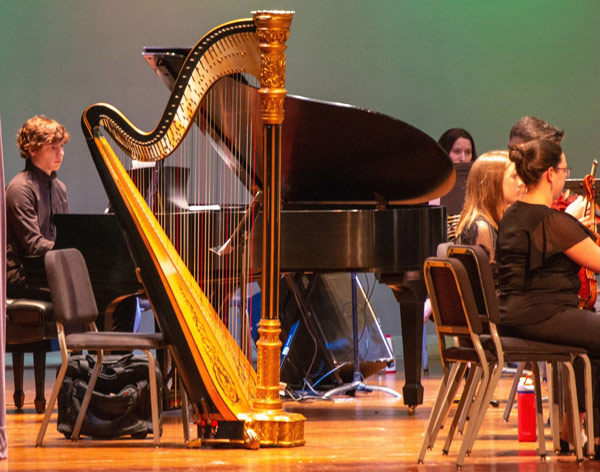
top-left (497, 138), bottom-right (600, 454)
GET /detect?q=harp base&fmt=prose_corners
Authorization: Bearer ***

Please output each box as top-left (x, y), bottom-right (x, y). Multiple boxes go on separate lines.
top-left (186, 421), bottom-right (261, 449)
top-left (245, 319), bottom-right (305, 447)
top-left (185, 414), bottom-right (305, 449)
top-left (239, 411), bottom-right (306, 447)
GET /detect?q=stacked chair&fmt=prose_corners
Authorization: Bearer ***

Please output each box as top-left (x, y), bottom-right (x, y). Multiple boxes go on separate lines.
top-left (419, 244), bottom-right (593, 468)
top-left (447, 245), bottom-right (594, 458)
top-left (36, 248), bottom-right (167, 446)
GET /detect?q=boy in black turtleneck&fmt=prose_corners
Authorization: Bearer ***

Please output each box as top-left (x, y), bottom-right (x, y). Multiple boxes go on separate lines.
top-left (6, 115), bottom-right (69, 300)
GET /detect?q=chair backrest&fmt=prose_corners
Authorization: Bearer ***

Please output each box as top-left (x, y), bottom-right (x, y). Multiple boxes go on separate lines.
top-left (423, 257), bottom-right (483, 337)
top-left (44, 248), bottom-right (98, 327)
top-left (436, 242), bottom-right (454, 258)
top-left (446, 244), bottom-right (501, 324)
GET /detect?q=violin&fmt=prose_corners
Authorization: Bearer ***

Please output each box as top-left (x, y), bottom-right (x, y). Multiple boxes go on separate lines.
top-left (552, 189), bottom-right (576, 211)
top-left (578, 159), bottom-right (599, 310)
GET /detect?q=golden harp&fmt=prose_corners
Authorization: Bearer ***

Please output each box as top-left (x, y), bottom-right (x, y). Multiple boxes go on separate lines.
top-left (81, 11), bottom-right (304, 447)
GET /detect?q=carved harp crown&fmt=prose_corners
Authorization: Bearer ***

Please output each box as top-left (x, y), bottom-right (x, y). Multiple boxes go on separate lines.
top-left (81, 12), bottom-right (294, 436)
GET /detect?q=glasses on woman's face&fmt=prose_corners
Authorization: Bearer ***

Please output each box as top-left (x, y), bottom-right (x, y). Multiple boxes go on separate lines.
top-left (555, 166), bottom-right (572, 177)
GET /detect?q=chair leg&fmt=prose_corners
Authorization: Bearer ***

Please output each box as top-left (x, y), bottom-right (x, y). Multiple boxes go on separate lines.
top-left (12, 352), bottom-right (25, 409)
top-left (562, 361), bottom-right (583, 462)
top-left (547, 362), bottom-right (562, 453)
top-left (442, 365), bottom-right (480, 454)
top-left (430, 363), bottom-right (468, 450)
top-left (531, 362), bottom-right (547, 459)
top-left (157, 348), bottom-right (169, 408)
top-left (180, 376), bottom-right (190, 442)
top-left (562, 364), bottom-right (576, 448)
top-left (456, 362), bottom-right (492, 467)
top-left (456, 366), bottom-right (480, 435)
top-left (463, 362), bottom-right (502, 456)
top-left (418, 363), bottom-right (460, 463)
top-left (36, 354), bottom-right (70, 446)
top-left (503, 362), bottom-right (525, 421)
top-left (430, 363), bottom-right (468, 443)
top-left (144, 350), bottom-right (161, 447)
top-left (72, 351), bottom-right (104, 441)
top-left (419, 368), bottom-right (451, 460)
top-left (33, 348), bottom-right (47, 414)
top-left (578, 354), bottom-right (595, 458)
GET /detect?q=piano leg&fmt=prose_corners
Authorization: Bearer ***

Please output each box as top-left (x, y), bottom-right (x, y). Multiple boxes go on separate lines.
top-left (379, 271), bottom-right (427, 414)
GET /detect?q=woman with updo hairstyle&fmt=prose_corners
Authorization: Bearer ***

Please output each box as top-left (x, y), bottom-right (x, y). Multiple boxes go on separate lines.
top-left (497, 138), bottom-right (600, 455)
top-left (508, 139), bottom-right (563, 188)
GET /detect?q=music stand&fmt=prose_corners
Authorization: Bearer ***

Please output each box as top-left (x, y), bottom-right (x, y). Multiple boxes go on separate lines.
top-left (322, 273), bottom-right (402, 399)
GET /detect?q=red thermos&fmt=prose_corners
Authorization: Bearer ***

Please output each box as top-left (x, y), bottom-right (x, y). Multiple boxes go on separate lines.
top-left (517, 375), bottom-right (536, 442)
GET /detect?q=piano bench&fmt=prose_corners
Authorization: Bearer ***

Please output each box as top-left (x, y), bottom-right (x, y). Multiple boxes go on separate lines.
top-left (6, 299), bottom-right (56, 414)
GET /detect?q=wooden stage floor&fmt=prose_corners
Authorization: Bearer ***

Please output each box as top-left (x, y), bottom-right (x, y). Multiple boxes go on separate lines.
top-left (3, 360), bottom-right (600, 471)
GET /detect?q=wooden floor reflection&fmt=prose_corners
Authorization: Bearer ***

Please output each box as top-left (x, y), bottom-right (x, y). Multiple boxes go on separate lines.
top-left (3, 359), bottom-right (600, 471)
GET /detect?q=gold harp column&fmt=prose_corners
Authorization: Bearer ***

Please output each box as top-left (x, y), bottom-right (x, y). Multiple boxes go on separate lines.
top-left (243, 10), bottom-right (305, 447)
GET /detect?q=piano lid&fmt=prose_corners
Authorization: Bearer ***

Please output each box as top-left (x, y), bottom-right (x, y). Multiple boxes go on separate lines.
top-left (143, 47), bottom-right (455, 206)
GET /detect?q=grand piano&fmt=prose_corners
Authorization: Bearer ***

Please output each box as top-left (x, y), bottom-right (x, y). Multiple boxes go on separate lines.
top-left (49, 35), bottom-right (454, 418)
top-left (139, 47), bottom-right (454, 411)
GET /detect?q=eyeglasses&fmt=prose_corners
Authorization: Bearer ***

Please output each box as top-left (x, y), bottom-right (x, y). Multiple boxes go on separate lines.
top-left (554, 166), bottom-right (572, 177)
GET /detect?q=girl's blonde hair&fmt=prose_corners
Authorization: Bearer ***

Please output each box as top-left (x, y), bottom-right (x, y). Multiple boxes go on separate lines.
top-left (456, 150), bottom-right (512, 235)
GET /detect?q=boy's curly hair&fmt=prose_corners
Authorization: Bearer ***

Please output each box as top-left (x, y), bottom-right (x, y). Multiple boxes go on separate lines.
top-left (16, 115), bottom-right (70, 159)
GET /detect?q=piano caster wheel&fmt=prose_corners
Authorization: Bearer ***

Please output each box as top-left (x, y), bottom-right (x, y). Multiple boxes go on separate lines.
top-left (13, 390), bottom-right (24, 410)
top-left (407, 405), bottom-right (416, 416)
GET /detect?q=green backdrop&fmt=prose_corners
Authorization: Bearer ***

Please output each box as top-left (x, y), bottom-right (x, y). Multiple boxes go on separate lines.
top-left (1, 0), bottom-right (599, 340)
top-left (2, 1), bottom-right (599, 213)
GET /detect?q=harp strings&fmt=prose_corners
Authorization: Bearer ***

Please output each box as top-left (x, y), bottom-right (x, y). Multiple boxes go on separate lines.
top-left (110, 74), bottom-right (260, 359)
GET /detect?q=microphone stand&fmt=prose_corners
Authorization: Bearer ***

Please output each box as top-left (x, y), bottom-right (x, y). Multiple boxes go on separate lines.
top-left (322, 273), bottom-right (402, 400)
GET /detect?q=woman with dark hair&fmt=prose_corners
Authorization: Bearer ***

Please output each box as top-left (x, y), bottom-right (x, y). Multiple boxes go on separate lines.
top-left (497, 138), bottom-right (600, 455)
top-left (423, 128), bottom-right (478, 372)
top-left (438, 128), bottom-right (477, 163)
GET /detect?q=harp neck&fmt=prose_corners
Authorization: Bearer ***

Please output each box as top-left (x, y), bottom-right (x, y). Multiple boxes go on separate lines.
top-left (82, 18), bottom-right (260, 162)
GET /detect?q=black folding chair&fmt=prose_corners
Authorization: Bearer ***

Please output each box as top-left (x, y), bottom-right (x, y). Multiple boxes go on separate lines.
top-left (36, 248), bottom-right (166, 446)
top-left (448, 244), bottom-right (593, 460)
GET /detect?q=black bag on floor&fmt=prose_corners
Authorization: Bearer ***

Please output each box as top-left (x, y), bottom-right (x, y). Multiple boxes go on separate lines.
top-left (57, 353), bottom-right (162, 439)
